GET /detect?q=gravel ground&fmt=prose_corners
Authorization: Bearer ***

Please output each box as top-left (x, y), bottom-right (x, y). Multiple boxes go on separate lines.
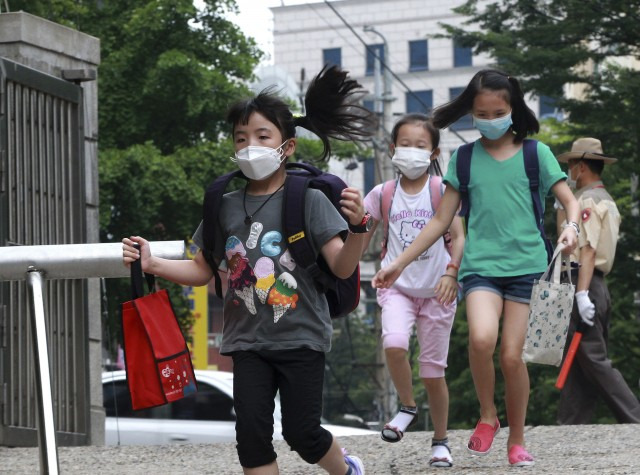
top-left (1, 424), bottom-right (639, 474)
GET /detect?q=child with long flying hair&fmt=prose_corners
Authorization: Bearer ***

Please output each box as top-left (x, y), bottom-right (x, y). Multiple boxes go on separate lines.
top-left (372, 69), bottom-right (579, 467)
top-left (123, 65), bottom-right (375, 475)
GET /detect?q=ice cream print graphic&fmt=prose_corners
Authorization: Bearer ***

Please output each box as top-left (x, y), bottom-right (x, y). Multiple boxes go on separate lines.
top-left (225, 236), bottom-right (257, 315)
top-left (223, 233), bottom-right (300, 323)
top-left (254, 256), bottom-right (276, 304)
top-left (267, 272), bottom-right (299, 323)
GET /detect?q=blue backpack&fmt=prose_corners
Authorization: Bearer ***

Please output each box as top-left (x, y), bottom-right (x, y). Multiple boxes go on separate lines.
top-left (200, 161), bottom-right (360, 318)
top-left (456, 139), bottom-right (553, 263)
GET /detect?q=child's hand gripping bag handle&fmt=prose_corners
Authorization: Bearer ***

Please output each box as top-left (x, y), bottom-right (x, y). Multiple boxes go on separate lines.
top-left (551, 243), bottom-right (586, 389)
top-left (539, 243), bottom-right (571, 287)
top-left (123, 244), bottom-right (197, 410)
top-left (131, 243), bottom-right (155, 299)
top-left (523, 242), bottom-right (575, 366)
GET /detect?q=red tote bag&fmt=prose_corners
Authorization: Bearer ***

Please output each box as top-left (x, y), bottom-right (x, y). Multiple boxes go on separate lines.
top-left (121, 249), bottom-right (197, 410)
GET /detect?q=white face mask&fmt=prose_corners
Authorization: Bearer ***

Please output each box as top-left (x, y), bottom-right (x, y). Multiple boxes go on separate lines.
top-left (232, 141), bottom-right (288, 181)
top-left (391, 147), bottom-right (432, 179)
top-left (566, 165), bottom-right (582, 190)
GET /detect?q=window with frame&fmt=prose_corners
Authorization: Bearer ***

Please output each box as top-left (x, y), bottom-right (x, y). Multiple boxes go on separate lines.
top-left (169, 383), bottom-right (235, 421)
top-left (539, 95), bottom-right (562, 119)
top-left (366, 44), bottom-right (385, 76)
top-left (323, 48), bottom-right (342, 68)
top-left (409, 40), bottom-right (428, 72)
top-left (103, 380), bottom-right (156, 419)
top-left (405, 90), bottom-right (432, 114)
top-left (363, 158), bottom-right (375, 195)
top-left (103, 378), bottom-right (236, 422)
top-left (363, 99), bottom-right (377, 113)
top-left (453, 40), bottom-right (472, 67)
top-left (449, 87), bottom-right (473, 130)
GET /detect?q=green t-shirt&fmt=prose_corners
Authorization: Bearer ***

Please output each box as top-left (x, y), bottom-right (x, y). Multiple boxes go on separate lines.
top-left (444, 140), bottom-right (566, 279)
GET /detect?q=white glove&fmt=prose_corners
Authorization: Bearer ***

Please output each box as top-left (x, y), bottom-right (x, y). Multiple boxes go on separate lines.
top-left (575, 290), bottom-right (595, 326)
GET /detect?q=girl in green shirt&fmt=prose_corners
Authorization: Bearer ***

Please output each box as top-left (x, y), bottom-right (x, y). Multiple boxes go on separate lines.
top-left (372, 69), bottom-right (580, 468)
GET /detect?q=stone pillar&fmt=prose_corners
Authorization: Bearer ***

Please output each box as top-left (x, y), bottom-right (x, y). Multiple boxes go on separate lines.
top-left (0, 11), bottom-right (103, 444)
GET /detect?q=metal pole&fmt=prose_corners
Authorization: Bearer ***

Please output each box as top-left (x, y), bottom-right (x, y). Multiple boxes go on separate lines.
top-left (381, 38), bottom-right (394, 184)
top-left (364, 24), bottom-right (397, 426)
top-left (363, 24), bottom-right (394, 183)
top-left (27, 269), bottom-right (59, 475)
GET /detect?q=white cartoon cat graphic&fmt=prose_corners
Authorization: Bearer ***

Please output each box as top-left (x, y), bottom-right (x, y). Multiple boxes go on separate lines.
top-left (399, 219), bottom-right (426, 250)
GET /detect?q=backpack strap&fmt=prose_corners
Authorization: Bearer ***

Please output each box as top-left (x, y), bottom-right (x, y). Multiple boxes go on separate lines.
top-left (282, 173), bottom-right (335, 290)
top-left (522, 139), bottom-right (553, 263)
top-left (428, 175), bottom-right (444, 212)
top-left (456, 142), bottom-right (475, 230)
top-left (202, 169), bottom-right (245, 298)
top-left (285, 160), bottom-right (323, 177)
top-left (428, 175), bottom-right (453, 255)
top-left (379, 178), bottom-right (399, 259)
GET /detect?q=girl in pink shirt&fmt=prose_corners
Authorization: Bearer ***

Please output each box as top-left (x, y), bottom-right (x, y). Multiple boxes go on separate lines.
top-left (362, 114), bottom-right (464, 468)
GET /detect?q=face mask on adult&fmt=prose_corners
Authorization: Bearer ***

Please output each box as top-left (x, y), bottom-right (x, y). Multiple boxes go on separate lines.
top-left (566, 163), bottom-right (582, 190)
top-left (391, 147), bottom-right (432, 180)
top-left (472, 113), bottom-right (513, 140)
top-left (233, 141), bottom-right (288, 181)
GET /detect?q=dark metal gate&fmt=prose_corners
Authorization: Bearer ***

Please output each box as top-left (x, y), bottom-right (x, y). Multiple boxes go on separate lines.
top-left (0, 58), bottom-right (89, 446)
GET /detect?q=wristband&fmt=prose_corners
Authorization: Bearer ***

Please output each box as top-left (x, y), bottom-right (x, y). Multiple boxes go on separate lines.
top-left (446, 262), bottom-right (459, 272)
top-left (441, 274), bottom-right (457, 280)
top-left (562, 221), bottom-right (580, 237)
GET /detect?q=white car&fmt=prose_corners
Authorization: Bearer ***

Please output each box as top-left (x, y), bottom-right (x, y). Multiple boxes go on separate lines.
top-left (102, 370), bottom-right (375, 445)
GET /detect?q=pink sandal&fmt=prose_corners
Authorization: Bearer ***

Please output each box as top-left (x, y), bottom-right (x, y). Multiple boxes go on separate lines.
top-left (467, 418), bottom-right (500, 455)
top-left (508, 445), bottom-right (535, 467)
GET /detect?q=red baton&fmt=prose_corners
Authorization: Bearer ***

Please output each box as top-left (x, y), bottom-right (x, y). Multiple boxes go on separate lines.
top-left (555, 322), bottom-right (586, 390)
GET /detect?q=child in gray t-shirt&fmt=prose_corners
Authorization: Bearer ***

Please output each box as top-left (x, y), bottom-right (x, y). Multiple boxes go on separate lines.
top-left (123, 65), bottom-right (374, 475)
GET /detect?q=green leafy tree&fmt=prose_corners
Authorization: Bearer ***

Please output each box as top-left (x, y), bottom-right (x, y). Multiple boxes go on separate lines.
top-left (10, 0), bottom-right (263, 154)
top-left (439, 0), bottom-right (640, 423)
top-left (89, 0), bottom-right (262, 154)
top-left (8, 0), bottom-right (263, 350)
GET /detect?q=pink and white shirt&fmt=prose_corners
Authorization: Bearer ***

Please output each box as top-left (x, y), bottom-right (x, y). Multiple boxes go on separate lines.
top-left (364, 177), bottom-right (450, 298)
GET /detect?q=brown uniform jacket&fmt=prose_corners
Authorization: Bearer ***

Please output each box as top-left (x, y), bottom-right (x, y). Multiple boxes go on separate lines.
top-left (568, 181), bottom-right (620, 275)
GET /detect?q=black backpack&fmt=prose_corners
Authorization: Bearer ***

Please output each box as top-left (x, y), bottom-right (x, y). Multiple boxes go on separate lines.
top-left (201, 161), bottom-right (360, 318)
top-left (456, 138), bottom-right (553, 263)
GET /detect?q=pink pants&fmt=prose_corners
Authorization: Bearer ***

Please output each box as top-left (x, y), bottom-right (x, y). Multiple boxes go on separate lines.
top-left (377, 287), bottom-right (456, 378)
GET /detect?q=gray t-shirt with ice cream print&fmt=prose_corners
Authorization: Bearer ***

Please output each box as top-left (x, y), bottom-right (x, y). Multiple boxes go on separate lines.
top-left (193, 187), bottom-right (347, 354)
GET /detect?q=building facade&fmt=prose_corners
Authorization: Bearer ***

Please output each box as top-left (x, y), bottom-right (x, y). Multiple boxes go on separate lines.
top-left (270, 0), bottom-right (553, 166)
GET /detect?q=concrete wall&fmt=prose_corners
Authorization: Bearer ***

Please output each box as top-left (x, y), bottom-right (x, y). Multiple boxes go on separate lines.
top-left (0, 11), bottom-right (103, 444)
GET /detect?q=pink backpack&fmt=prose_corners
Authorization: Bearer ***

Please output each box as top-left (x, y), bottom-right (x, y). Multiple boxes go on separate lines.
top-left (379, 175), bottom-right (453, 259)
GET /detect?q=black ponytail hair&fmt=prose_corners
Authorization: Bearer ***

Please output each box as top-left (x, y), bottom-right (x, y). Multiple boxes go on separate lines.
top-left (432, 69), bottom-right (539, 143)
top-left (227, 65), bottom-right (376, 160)
top-left (389, 113), bottom-right (443, 176)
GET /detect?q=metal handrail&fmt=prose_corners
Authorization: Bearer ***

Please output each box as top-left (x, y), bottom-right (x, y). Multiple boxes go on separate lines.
top-left (0, 241), bottom-right (185, 474)
top-left (0, 241), bottom-right (184, 280)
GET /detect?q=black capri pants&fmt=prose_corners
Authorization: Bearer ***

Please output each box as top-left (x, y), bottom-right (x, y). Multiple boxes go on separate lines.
top-left (231, 349), bottom-right (333, 468)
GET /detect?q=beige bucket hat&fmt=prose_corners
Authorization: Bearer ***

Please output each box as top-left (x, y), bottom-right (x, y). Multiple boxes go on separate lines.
top-left (557, 137), bottom-right (617, 164)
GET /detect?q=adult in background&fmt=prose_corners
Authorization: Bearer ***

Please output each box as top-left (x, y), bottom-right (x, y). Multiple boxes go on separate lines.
top-left (556, 137), bottom-right (640, 424)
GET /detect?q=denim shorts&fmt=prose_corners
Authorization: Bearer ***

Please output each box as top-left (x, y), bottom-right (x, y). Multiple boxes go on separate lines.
top-left (461, 272), bottom-right (543, 304)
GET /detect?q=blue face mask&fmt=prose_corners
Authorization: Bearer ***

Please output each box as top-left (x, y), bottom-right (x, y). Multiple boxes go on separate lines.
top-left (473, 113), bottom-right (513, 140)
